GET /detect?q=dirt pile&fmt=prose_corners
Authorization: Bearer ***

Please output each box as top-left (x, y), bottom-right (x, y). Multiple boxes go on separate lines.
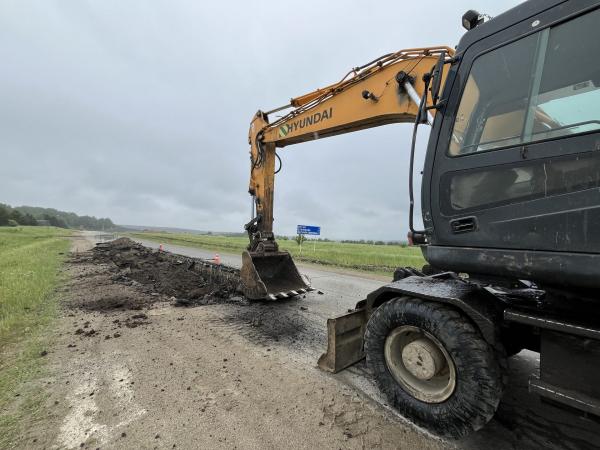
top-left (92, 237), bottom-right (242, 306)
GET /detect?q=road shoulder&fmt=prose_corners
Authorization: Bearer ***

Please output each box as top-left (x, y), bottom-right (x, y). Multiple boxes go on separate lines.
top-left (18, 235), bottom-right (444, 449)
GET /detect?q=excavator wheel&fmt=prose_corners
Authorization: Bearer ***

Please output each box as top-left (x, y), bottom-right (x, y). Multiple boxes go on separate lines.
top-left (364, 297), bottom-right (505, 438)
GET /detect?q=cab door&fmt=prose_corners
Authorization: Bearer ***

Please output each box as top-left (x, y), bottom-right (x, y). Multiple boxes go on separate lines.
top-left (429, 4), bottom-right (600, 254)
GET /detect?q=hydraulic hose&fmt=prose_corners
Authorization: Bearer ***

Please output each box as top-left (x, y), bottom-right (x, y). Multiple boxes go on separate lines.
top-left (407, 75), bottom-right (430, 235)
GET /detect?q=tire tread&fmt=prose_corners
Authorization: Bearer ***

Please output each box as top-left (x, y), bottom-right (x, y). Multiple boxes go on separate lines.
top-left (364, 297), bottom-right (505, 438)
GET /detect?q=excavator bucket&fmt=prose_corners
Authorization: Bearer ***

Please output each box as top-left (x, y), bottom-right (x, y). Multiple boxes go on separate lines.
top-left (241, 250), bottom-right (311, 300)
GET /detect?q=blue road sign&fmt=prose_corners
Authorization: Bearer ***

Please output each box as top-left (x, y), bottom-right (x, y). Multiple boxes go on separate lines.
top-left (297, 225), bottom-right (320, 236)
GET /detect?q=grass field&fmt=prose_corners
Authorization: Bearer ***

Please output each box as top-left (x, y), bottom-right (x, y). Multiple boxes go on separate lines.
top-left (128, 231), bottom-right (426, 275)
top-left (0, 226), bottom-right (71, 447)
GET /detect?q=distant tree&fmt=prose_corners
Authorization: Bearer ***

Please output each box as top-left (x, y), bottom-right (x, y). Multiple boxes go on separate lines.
top-left (7, 219), bottom-right (19, 227)
top-left (13, 205), bottom-right (115, 230)
top-left (9, 209), bottom-right (24, 225)
top-left (22, 213), bottom-right (38, 226)
top-left (295, 234), bottom-right (306, 246)
top-left (0, 204), bottom-right (9, 226)
top-left (99, 218), bottom-right (114, 230)
top-left (43, 214), bottom-right (68, 229)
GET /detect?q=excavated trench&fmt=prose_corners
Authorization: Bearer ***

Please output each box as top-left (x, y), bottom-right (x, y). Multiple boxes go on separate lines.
top-left (73, 237), bottom-right (243, 310)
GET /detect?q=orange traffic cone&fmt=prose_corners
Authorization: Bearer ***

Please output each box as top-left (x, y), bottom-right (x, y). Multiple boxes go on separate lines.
top-left (214, 253), bottom-right (221, 265)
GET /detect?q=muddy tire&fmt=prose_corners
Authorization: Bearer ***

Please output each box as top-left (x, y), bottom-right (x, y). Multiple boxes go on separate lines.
top-left (502, 339), bottom-right (524, 357)
top-left (364, 297), bottom-right (504, 438)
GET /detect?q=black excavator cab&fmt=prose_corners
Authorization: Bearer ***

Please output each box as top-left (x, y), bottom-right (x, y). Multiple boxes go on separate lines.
top-left (422, 0), bottom-right (600, 290)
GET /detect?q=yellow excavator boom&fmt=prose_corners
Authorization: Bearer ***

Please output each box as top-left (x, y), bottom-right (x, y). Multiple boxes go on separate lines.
top-left (242, 46), bottom-right (454, 299)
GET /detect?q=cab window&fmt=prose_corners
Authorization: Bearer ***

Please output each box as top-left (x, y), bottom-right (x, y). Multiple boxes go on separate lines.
top-left (449, 8), bottom-right (600, 156)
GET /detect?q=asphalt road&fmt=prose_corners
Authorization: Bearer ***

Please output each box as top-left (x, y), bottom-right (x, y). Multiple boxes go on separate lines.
top-left (132, 237), bottom-right (600, 450)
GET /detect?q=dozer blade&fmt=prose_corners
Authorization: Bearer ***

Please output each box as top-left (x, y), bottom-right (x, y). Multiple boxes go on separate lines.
top-left (241, 250), bottom-right (311, 300)
top-left (318, 307), bottom-right (367, 373)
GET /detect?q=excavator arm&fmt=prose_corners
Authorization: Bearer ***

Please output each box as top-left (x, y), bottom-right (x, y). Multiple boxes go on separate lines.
top-left (242, 46), bottom-right (454, 299)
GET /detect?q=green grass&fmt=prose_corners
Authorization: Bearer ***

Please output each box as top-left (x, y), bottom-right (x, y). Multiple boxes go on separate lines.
top-left (0, 226), bottom-right (71, 447)
top-left (128, 231), bottom-right (426, 276)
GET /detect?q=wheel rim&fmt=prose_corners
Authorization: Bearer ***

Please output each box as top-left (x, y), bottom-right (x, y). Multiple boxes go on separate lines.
top-left (384, 325), bottom-right (456, 403)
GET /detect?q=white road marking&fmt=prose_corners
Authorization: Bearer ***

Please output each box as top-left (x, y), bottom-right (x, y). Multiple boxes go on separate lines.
top-left (57, 363), bottom-right (146, 449)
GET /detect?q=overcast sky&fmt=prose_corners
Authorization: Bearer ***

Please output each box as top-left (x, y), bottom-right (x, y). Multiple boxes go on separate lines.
top-left (0, 0), bottom-right (520, 240)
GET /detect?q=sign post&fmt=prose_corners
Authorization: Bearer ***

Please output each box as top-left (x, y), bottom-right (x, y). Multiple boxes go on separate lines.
top-left (297, 225), bottom-right (320, 254)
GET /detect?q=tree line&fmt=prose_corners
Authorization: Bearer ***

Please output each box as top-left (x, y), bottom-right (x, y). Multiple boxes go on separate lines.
top-left (0, 203), bottom-right (115, 230)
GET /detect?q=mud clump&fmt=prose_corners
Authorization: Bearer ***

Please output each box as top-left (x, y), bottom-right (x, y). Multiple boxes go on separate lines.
top-left (77, 294), bottom-right (149, 311)
top-left (92, 238), bottom-right (241, 307)
top-left (124, 313), bottom-right (150, 328)
top-left (75, 327), bottom-right (97, 337)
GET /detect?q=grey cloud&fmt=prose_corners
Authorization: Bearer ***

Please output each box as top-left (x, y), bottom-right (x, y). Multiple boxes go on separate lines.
top-left (1, 0), bottom-right (518, 239)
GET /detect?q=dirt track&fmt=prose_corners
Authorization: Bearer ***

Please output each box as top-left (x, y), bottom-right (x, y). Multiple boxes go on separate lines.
top-left (15, 235), bottom-right (445, 450)
top-left (13, 234), bottom-right (600, 449)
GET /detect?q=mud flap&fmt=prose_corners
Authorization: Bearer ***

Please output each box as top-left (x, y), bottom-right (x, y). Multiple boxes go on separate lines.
top-left (318, 307), bottom-right (368, 373)
top-left (241, 250), bottom-right (311, 300)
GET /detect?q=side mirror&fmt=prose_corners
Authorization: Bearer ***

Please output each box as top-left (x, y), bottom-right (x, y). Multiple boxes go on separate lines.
top-left (429, 51), bottom-right (446, 107)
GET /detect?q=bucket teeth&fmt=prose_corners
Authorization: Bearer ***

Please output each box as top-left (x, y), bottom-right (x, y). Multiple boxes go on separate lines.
top-left (268, 294), bottom-right (277, 300)
top-left (290, 290), bottom-right (298, 296)
top-left (278, 292), bottom-right (289, 298)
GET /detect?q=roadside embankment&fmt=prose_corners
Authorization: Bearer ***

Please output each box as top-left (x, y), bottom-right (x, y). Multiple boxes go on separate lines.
top-left (0, 226), bottom-right (71, 448)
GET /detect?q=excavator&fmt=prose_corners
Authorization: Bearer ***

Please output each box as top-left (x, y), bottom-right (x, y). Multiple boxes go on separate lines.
top-left (241, 0), bottom-right (600, 438)
top-left (240, 45), bottom-right (450, 299)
